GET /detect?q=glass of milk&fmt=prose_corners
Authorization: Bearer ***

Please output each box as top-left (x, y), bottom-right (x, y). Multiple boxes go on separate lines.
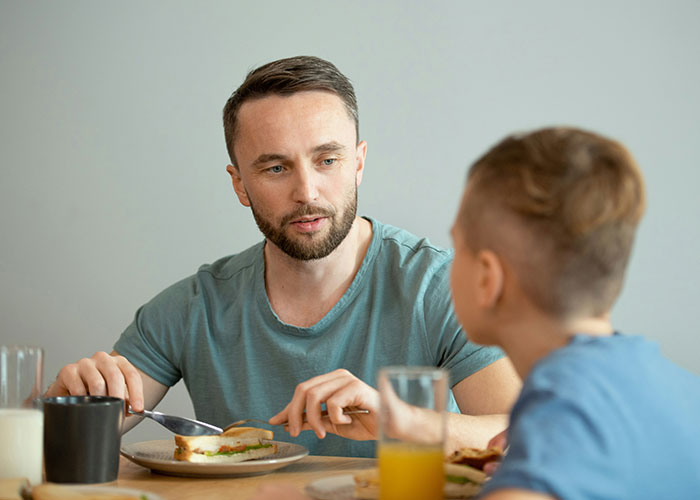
top-left (0, 345), bottom-right (44, 485)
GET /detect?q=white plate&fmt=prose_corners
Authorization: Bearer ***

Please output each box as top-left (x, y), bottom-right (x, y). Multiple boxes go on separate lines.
top-left (305, 473), bottom-right (483, 499)
top-left (29, 484), bottom-right (165, 499)
top-left (305, 474), bottom-right (358, 500)
top-left (120, 439), bottom-right (309, 478)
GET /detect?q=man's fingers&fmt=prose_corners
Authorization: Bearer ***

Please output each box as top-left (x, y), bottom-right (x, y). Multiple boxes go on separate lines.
top-left (483, 462), bottom-right (500, 476)
top-left (52, 364), bottom-right (88, 396)
top-left (115, 356), bottom-right (144, 411)
top-left (326, 386), bottom-right (363, 424)
top-left (284, 392), bottom-right (307, 437)
top-left (48, 352), bottom-right (143, 416)
top-left (326, 379), bottom-right (378, 425)
top-left (88, 352), bottom-right (141, 407)
top-left (268, 403), bottom-right (291, 431)
top-left (96, 357), bottom-right (129, 402)
top-left (269, 404), bottom-right (292, 425)
top-left (279, 369), bottom-right (376, 440)
top-left (76, 357), bottom-right (108, 396)
top-left (287, 370), bottom-right (353, 437)
top-left (325, 380), bottom-right (379, 440)
top-left (303, 373), bottom-right (360, 438)
top-left (487, 429), bottom-right (508, 451)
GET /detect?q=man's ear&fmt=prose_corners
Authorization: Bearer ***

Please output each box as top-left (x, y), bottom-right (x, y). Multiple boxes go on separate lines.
top-left (476, 249), bottom-right (504, 309)
top-left (226, 164), bottom-right (251, 207)
top-left (354, 140), bottom-right (367, 187)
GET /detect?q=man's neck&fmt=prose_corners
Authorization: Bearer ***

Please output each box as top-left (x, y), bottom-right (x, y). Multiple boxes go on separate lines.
top-left (497, 311), bottom-right (614, 380)
top-left (263, 216), bottom-right (373, 327)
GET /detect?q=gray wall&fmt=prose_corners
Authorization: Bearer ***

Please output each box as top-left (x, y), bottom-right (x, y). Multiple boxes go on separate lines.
top-left (2, 1), bottom-right (698, 444)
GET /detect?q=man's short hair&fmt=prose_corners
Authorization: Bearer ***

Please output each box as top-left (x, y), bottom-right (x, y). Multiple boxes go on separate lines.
top-left (222, 55), bottom-right (359, 167)
top-left (459, 127), bottom-right (646, 318)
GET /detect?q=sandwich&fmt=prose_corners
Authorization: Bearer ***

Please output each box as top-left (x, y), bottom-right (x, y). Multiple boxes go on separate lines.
top-left (353, 447), bottom-right (503, 499)
top-left (445, 446), bottom-right (503, 470)
top-left (174, 426), bottom-right (277, 463)
top-left (444, 447), bottom-right (503, 498)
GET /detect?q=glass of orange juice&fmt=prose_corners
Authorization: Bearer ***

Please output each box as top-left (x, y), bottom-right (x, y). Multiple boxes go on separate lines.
top-left (378, 366), bottom-right (448, 500)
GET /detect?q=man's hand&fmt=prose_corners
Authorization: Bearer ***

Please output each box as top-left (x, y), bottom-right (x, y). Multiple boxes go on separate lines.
top-left (484, 428), bottom-right (508, 476)
top-left (269, 369), bottom-right (379, 441)
top-left (488, 428), bottom-right (508, 450)
top-left (45, 351), bottom-right (145, 412)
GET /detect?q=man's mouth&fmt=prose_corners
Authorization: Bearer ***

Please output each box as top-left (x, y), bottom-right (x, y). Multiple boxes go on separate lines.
top-left (290, 216), bottom-right (328, 232)
top-left (292, 216), bottom-right (325, 224)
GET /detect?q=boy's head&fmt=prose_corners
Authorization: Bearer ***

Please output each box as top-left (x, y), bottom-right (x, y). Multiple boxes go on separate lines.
top-left (451, 127), bottom-right (645, 339)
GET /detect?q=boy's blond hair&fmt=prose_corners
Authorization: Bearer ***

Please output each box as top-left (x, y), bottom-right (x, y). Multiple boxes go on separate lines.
top-left (459, 127), bottom-right (646, 318)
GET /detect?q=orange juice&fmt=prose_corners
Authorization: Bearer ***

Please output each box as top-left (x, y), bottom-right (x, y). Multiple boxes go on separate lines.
top-left (378, 442), bottom-right (444, 500)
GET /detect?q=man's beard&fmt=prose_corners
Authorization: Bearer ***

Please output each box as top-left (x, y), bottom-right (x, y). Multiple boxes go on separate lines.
top-left (249, 186), bottom-right (358, 261)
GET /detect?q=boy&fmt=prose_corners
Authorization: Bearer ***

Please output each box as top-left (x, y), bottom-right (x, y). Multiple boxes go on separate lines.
top-left (252, 126), bottom-right (700, 499)
top-left (451, 127), bottom-right (700, 499)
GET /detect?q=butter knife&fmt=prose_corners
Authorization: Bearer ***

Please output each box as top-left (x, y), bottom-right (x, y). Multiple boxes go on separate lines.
top-left (128, 407), bottom-right (223, 436)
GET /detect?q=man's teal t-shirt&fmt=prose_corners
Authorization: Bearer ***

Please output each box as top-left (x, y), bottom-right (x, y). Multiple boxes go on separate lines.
top-left (114, 217), bottom-right (504, 457)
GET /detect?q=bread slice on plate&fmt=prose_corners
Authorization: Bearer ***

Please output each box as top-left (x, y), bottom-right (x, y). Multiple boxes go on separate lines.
top-left (174, 426), bottom-right (277, 463)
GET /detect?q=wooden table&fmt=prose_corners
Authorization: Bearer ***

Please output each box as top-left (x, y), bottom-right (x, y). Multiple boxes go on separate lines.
top-left (114, 455), bottom-right (376, 499)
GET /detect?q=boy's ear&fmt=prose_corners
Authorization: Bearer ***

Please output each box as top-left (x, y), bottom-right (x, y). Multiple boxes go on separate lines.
top-left (226, 164), bottom-right (251, 207)
top-left (476, 249), bottom-right (504, 309)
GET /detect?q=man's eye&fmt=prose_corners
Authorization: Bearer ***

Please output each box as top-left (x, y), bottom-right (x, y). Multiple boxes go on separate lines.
top-left (322, 158), bottom-right (336, 166)
top-left (268, 165), bottom-right (283, 173)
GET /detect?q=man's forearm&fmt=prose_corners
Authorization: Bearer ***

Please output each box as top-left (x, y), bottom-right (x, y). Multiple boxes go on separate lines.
top-left (397, 407), bottom-right (508, 453)
top-left (445, 412), bottom-right (508, 453)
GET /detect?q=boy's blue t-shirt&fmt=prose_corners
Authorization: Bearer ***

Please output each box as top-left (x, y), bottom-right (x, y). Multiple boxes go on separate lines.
top-left (114, 217), bottom-right (504, 457)
top-left (483, 334), bottom-right (700, 499)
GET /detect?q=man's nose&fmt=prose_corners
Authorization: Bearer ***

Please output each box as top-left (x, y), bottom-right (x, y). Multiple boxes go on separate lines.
top-left (291, 165), bottom-right (320, 203)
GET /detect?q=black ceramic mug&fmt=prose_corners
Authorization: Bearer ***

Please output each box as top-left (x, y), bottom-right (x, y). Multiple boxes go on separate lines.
top-left (43, 395), bottom-right (124, 483)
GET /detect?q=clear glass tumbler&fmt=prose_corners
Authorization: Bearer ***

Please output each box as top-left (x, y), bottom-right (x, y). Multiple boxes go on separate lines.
top-left (0, 345), bottom-right (44, 485)
top-left (377, 366), bottom-right (448, 500)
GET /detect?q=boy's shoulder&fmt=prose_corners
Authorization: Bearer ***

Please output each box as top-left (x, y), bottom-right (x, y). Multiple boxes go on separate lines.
top-left (525, 334), bottom-right (652, 394)
top-left (523, 333), bottom-right (700, 411)
top-left (546, 333), bottom-right (651, 367)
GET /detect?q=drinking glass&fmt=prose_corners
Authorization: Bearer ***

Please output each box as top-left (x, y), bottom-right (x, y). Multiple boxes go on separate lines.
top-left (0, 345), bottom-right (44, 485)
top-left (377, 366), bottom-right (448, 500)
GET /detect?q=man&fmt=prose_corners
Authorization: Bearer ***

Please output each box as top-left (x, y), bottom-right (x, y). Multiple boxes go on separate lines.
top-left (46, 56), bottom-right (519, 457)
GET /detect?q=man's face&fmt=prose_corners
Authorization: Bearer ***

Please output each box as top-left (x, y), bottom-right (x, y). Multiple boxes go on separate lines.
top-left (227, 91), bottom-right (366, 260)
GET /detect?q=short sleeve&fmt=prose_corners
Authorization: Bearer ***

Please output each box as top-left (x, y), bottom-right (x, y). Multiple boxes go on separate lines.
top-left (482, 387), bottom-right (628, 500)
top-left (113, 276), bottom-right (196, 387)
top-left (422, 258), bottom-right (504, 388)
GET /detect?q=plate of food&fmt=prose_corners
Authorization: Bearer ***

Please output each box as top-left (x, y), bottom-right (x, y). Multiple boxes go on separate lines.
top-left (305, 447), bottom-right (502, 499)
top-left (120, 426), bottom-right (308, 478)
